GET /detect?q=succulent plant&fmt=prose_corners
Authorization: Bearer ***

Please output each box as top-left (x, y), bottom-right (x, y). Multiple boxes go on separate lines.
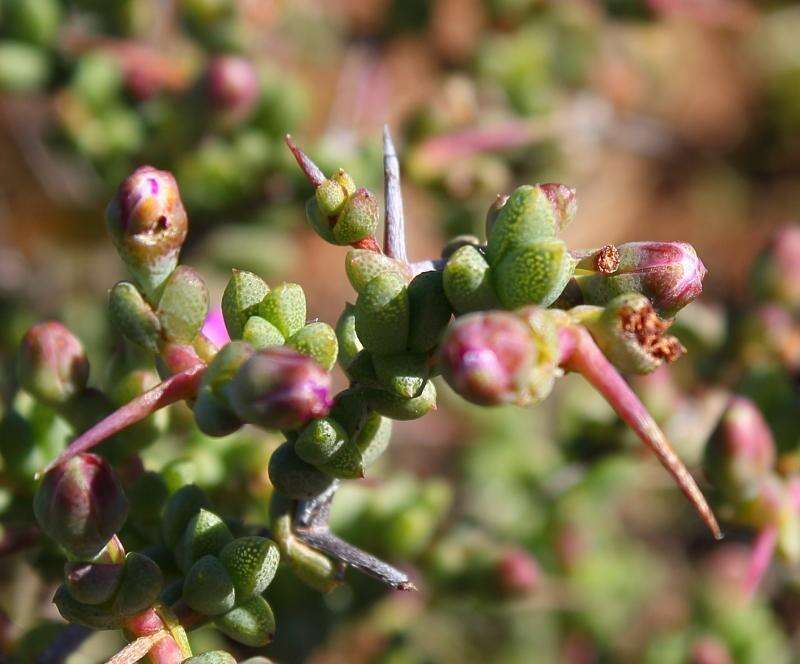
top-left (10, 126), bottom-right (732, 662)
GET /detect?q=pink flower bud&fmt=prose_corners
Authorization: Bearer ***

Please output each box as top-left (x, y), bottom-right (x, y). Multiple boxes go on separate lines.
top-left (753, 224), bottom-right (800, 310)
top-left (17, 322), bottom-right (89, 405)
top-left (438, 312), bottom-right (534, 406)
top-left (229, 347), bottom-right (333, 431)
top-left (578, 241), bottom-right (707, 317)
top-left (106, 166), bottom-right (188, 298)
top-left (495, 547), bottom-right (540, 597)
top-left (704, 396), bottom-right (776, 498)
top-left (34, 453), bottom-right (129, 558)
top-left (206, 55), bottom-right (259, 124)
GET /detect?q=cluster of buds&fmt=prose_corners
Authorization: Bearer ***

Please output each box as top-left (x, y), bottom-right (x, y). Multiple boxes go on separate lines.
top-left (443, 183), bottom-right (577, 312)
top-left (34, 449), bottom-right (282, 659)
top-left (285, 132), bottom-right (717, 541)
top-left (33, 454), bottom-right (178, 651)
top-left (21, 128), bottom-right (724, 661)
top-left (309, 172), bottom-right (380, 246)
top-left (161, 486), bottom-right (280, 648)
top-left (292, 136), bottom-right (447, 426)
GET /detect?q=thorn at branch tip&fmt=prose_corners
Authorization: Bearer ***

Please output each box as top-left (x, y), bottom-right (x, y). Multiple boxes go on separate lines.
top-left (285, 134), bottom-right (325, 188)
top-left (562, 326), bottom-right (722, 540)
top-left (382, 124), bottom-right (408, 263)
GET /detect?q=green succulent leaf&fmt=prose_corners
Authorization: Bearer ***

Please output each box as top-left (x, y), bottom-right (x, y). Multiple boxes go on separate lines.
top-left (443, 245), bottom-right (498, 314)
top-left (183, 651), bottom-right (237, 664)
top-left (111, 552), bottom-right (163, 617)
top-left (156, 266), bottom-right (210, 343)
top-left (407, 270), bottom-right (453, 353)
top-left (345, 249), bottom-right (407, 294)
top-left (108, 281), bottom-right (161, 354)
top-left (202, 341), bottom-right (255, 397)
top-left (286, 322), bottom-right (338, 370)
top-left (221, 269), bottom-right (269, 340)
top-left (161, 484), bottom-right (210, 550)
top-left (193, 388), bottom-right (242, 437)
top-left (213, 595), bottom-right (276, 647)
top-left (295, 417), bottom-right (349, 467)
top-left (344, 350), bottom-right (379, 386)
top-left (242, 315), bottom-right (285, 349)
top-left (257, 282), bottom-right (306, 339)
top-left (268, 441), bottom-right (336, 500)
top-left (493, 239), bottom-right (576, 309)
top-left (485, 185), bottom-right (558, 265)
top-left (219, 536), bottom-right (280, 602)
top-left (373, 352), bottom-right (430, 399)
top-left (355, 272), bottom-right (410, 355)
top-left (354, 411), bottom-right (392, 468)
top-left (363, 381), bottom-right (437, 420)
top-left (318, 439), bottom-right (365, 479)
top-left (183, 555), bottom-right (236, 616)
top-left (175, 508), bottom-right (234, 573)
top-left (329, 390), bottom-right (368, 436)
top-left (64, 562), bottom-right (124, 606)
top-left (332, 188), bottom-right (379, 244)
top-left (335, 303), bottom-right (363, 368)
top-left (53, 585), bottom-right (123, 630)
top-left (305, 197), bottom-right (337, 244)
top-left (315, 177), bottom-right (348, 217)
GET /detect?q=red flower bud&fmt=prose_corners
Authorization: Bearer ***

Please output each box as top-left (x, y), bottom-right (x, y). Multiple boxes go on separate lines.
top-left (704, 396), bottom-right (776, 499)
top-left (34, 453), bottom-right (129, 558)
top-left (106, 166), bottom-right (188, 298)
top-left (578, 241), bottom-right (707, 317)
top-left (206, 55), bottom-right (259, 124)
top-left (438, 312), bottom-right (534, 406)
top-left (17, 322), bottom-right (89, 405)
top-left (229, 347), bottom-right (333, 431)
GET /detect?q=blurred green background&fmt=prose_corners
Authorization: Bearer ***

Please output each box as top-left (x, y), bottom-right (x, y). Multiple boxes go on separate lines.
top-left (2, 0), bottom-right (800, 662)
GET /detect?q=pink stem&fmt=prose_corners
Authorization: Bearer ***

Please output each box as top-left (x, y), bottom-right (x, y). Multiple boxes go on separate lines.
top-left (560, 325), bottom-right (722, 539)
top-left (743, 525), bottom-right (778, 600)
top-left (160, 342), bottom-right (204, 374)
top-left (285, 134), bottom-right (325, 188)
top-left (40, 365), bottom-right (205, 476)
top-left (123, 609), bottom-right (185, 664)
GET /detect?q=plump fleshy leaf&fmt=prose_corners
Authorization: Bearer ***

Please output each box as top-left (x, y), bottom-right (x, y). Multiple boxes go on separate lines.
top-left (257, 282), bottom-right (306, 338)
top-left (355, 272), bottom-right (409, 355)
top-left (221, 269), bottom-right (269, 340)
